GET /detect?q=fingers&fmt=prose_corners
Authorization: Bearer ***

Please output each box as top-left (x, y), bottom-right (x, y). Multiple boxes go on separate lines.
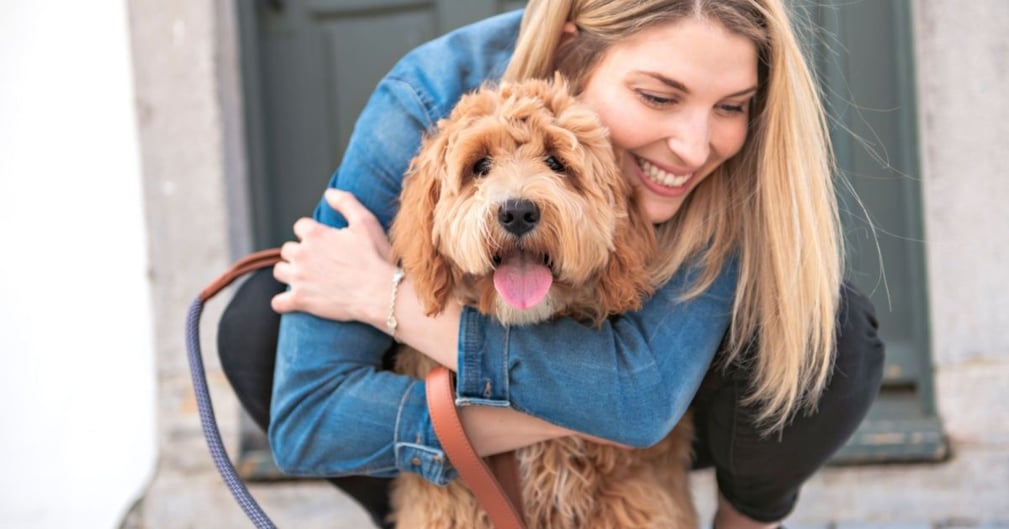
top-left (271, 289), bottom-right (311, 315)
top-left (274, 241), bottom-right (300, 285)
top-left (325, 189), bottom-right (381, 230)
top-left (274, 237), bottom-right (309, 289)
top-left (273, 258), bottom-right (292, 285)
top-left (294, 190), bottom-right (384, 242)
top-left (271, 251), bottom-right (295, 311)
top-left (279, 240), bottom-right (300, 261)
top-left (292, 217), bottom-right (325, 241)
top-left (271, 190), bottom-right (390, 319)
top-left (271, 290), bottom-right (294, 313)
top-left (325, 189), bottom-right (391, 259)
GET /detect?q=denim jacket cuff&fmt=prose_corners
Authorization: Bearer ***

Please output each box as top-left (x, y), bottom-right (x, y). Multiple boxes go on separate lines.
top-left (456, 306), bottom-right (512, 408)
top-left (393, 379), bottom-right (458, 485)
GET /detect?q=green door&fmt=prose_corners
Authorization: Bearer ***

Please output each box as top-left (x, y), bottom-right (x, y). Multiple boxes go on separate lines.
top-left (236, 0), bottom-right (526, 478)
top-left (240, 0), bottom-right (526, 248)
top-left (793, 0), bottom-right (944, 462)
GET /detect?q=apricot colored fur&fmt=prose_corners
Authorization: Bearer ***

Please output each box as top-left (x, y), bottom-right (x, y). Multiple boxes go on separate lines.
top-left (387, 77), bottom-right (696, 529)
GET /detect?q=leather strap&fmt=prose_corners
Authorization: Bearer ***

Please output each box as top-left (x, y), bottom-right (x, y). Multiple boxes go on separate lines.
top-left (199, 248), bottom-right (283, 302)
top-left (488, 451), bottom-right (524, 519)
top-left (427, 366), bottom-right (526, 529)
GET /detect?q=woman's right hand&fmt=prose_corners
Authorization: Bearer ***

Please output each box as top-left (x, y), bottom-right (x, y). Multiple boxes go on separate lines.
top-left (271, 189), bottom-right (396, 327)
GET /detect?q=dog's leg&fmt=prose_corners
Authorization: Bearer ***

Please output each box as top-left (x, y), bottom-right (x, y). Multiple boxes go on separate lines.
top-left (517, 431), bottom-right (697, 529)
top-left (390, 474), bottom-right (494, 529)
top-left (638, 419), bottom-right (698, 529)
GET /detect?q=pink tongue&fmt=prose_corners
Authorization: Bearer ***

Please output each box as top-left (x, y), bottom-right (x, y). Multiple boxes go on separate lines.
top-left (493, 252), bottom-right (553, 310)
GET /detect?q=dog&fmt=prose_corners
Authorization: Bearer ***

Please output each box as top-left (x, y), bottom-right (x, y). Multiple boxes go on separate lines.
top-left (386, 76), bottom-right (696, 529)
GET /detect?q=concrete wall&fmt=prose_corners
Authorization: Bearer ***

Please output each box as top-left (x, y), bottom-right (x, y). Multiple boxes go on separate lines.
top-left (915, 0), bottom-right (1009, 445)
top-left (0, 2), bottom-right (156, 527)
top-left (119, 1), bottom-right (374, 527)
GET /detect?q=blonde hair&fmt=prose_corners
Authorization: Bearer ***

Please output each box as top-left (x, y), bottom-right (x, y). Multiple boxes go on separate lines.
top-left (505, 0), bottom-right (843, 433)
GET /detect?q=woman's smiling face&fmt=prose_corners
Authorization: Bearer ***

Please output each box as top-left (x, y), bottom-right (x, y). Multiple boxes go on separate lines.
top-left (578, 17), bottom-right (759, 224)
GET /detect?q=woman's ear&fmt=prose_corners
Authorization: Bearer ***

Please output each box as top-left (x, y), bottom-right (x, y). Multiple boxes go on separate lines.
top-left (389, 135), bottom-right (455, 316)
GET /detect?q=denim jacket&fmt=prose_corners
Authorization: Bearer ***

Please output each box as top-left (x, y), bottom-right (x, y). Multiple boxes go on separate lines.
top-left (269, 10), bottom-right (738, 486)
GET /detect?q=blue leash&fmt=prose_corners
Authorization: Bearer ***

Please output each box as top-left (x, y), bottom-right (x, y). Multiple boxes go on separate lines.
top-left (184, 249), bottom-right (283, 528)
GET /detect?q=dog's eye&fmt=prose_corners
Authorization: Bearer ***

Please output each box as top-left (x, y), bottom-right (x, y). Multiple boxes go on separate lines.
top-left (545, 155), bottom-right (566, 174)
top-left (472, 157), bottom-right (492, 177)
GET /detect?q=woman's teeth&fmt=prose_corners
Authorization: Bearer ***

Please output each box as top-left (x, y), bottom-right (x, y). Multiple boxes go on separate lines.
top-left (637, 157), bottom-right (691, 188)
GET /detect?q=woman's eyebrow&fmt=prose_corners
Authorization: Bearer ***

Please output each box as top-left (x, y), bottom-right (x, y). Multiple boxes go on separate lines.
top-left (725, 86), bottom-right (759, 98)
top-left (639, 71), bottom-right (758, 98)
top-left (639, 71), bottom-right (690, 92)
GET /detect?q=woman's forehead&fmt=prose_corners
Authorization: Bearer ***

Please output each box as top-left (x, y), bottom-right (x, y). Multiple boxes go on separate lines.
top-left (602, 18), bottom-right (759, 93)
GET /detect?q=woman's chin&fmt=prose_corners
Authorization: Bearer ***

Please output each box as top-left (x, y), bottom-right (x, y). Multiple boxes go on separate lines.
top-left (639, 193), bottom-right (686, 225)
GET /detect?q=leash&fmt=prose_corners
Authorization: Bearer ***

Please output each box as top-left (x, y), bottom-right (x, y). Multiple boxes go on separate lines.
top-left (428, 366), bottom-right (527, 529)
top-left (185, 248), bottom-right (525, 528)
top-left (185, 249), bottom-right (283, 529)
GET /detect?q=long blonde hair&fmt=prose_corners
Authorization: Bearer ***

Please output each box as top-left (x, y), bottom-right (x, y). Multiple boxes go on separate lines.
top-left (505, 0), bottom-right (843, 433)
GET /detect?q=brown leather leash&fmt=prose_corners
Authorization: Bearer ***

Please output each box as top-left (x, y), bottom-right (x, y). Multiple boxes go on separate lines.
top-left (199, 248), bottom-right (284, 301)
top-left (192, 249), bottom-right (525, 528)
top-left (427, 366), bottom-right (527, 529)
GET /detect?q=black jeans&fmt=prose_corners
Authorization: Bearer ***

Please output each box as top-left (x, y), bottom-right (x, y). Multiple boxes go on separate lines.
top-left (218, 272), bottom-right (884, 526)
top-left (689, 282), bottom-right (885, 521)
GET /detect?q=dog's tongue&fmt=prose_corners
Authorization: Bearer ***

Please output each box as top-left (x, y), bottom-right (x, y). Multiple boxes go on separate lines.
top-left (493, 251), bottom-right (553, 310)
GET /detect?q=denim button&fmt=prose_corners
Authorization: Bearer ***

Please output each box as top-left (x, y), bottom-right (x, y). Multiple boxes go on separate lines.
top-left (411, 456), bottom-right (422, 467)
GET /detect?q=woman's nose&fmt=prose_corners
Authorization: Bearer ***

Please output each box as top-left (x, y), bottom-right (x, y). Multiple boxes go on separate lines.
top-left (666, 114), bottom-right (710, 171)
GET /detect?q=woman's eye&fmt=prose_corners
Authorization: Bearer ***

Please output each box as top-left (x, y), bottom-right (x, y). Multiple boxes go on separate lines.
top-left (472, 157), bottom-right (492, 177)
top-left (545, 155), bottom-right (566, 173)
top-left (637, 91), bottom-right (676, 107)
top-left (718, 103), bottom-right (747, 115)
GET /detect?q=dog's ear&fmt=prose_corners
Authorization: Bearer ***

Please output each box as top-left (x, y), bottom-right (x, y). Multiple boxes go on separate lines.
top-left (390, 134), bottom-right (456, 316)
top-left (596, 192), bottom-right (657, 320)
top-left (587, 142), bottom-right (658, 321)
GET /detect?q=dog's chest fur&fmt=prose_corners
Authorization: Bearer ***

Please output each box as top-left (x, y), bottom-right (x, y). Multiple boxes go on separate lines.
top-left (388, 344), bottom-right (696, 529)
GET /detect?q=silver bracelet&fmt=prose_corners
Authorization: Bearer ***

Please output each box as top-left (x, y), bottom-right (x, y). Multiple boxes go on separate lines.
top-left (386, 266), bottom-right (406, 342)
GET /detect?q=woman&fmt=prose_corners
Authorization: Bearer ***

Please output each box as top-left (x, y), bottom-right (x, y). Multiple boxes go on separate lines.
top-left (224, 1), bottom-right (885, 527)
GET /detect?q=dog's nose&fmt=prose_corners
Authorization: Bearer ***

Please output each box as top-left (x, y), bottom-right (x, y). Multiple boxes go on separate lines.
top-left (498, 199), bottom-right (540, 237)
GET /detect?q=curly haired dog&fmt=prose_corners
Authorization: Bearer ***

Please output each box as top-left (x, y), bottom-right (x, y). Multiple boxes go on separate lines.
top-left (387, 77), bottom-right (696, 529)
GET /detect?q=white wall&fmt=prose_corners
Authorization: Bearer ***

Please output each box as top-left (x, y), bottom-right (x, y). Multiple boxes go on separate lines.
top-left (0, 2), bottom-right (157, 528)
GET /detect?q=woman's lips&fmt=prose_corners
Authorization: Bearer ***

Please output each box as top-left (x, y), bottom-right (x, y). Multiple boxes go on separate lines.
top-left (633, 156), bottom-right (696, 197)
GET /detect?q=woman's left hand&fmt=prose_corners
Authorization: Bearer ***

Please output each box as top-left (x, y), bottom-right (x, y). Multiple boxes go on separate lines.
top-left (271, 189), bottom-right (396, 327)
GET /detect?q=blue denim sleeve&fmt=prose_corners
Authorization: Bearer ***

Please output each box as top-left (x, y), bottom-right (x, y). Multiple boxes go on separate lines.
top-left (269, 77), bottom-right (458, 485)
top-left (457, 259), bottom-right (738, 448)
top-left (270, 10), bottom-right (520, 485)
